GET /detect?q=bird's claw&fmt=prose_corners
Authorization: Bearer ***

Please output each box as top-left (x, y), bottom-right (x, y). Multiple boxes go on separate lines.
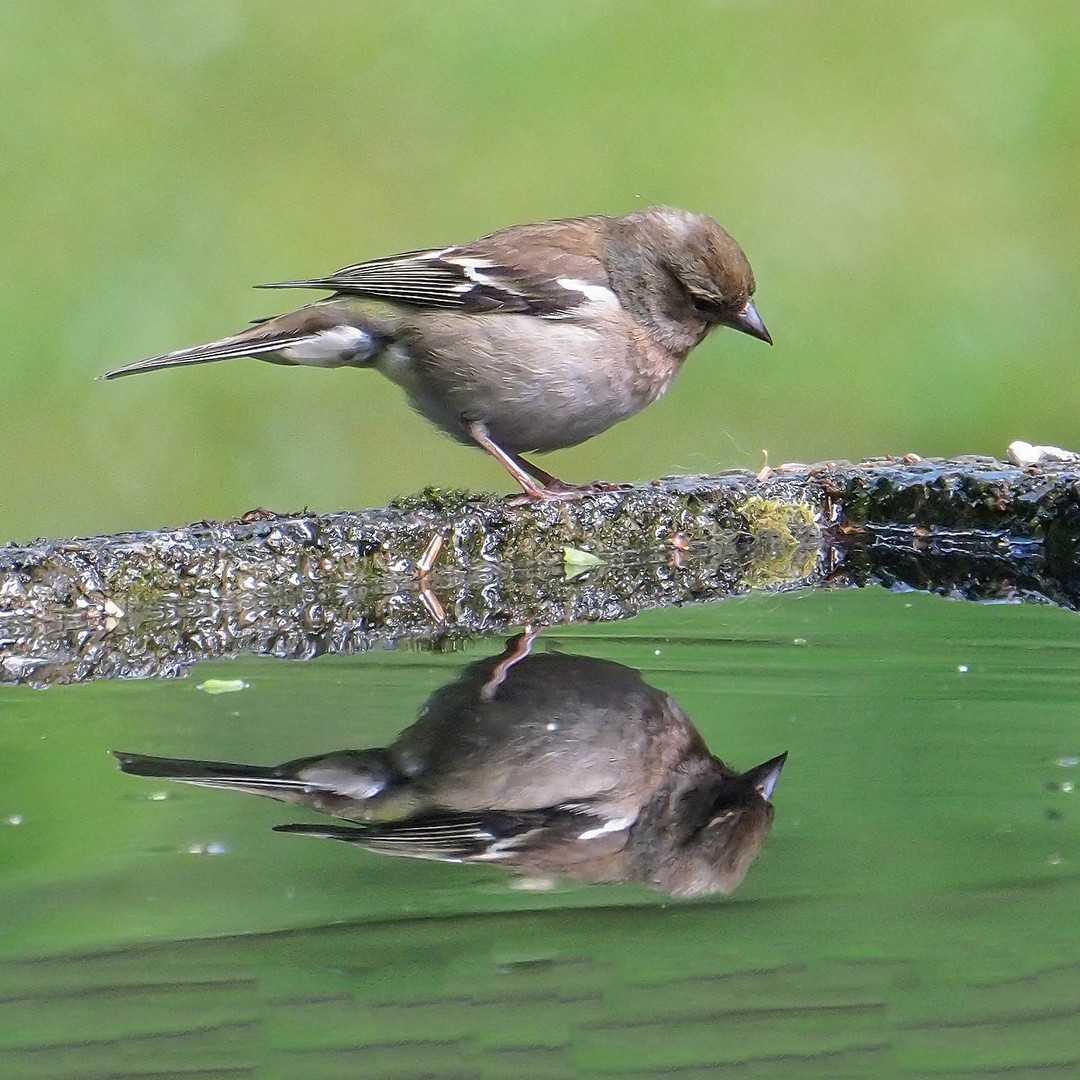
top-left (506, 480), bottom-right (630, 506)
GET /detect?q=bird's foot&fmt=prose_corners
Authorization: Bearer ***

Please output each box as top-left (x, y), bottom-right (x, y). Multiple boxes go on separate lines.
top-left (466, 421), bottom-right (628, 505)
top-left (237, 507), bottom-right (280, 523)
top-left (506, 479), bottom-right (630, 505)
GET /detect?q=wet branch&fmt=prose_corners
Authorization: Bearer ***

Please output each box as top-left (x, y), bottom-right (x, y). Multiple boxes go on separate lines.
top-left (3, 455), bottom-right (1079, 686)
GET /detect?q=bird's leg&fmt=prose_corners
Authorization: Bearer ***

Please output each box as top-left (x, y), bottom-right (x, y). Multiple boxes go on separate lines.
top-left (481, 626), bottom-right (544, 701)
top-left (416, 533), bottom-right (443, 576)
top-left (466, 420), bottom-right (627, 503)
top-left (467, 420), bottom-right (553, 499)
top-left (415, 533), bottom-right (446, 623)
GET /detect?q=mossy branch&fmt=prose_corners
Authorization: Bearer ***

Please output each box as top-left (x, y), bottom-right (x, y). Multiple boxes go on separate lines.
top-left (3, 456), bottom-right (1079, 686)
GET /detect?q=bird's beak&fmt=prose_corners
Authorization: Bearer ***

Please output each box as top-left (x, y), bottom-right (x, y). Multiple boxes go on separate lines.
top-left (742, 751), bottom-right (787, 801)
top-left (725, 300), bottom-right (772, 345)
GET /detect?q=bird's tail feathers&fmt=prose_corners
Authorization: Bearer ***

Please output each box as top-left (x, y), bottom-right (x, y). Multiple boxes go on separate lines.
top-left (110, 750), bottom-right (309, 797)
top-left (274, 822), bottom-right (369, 842)
top-left (101, 330), bottom-right (309, 380)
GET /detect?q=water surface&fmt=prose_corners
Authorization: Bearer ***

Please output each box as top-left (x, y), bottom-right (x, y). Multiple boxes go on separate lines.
top-left (2, 588), bottom-right (1077, 1076)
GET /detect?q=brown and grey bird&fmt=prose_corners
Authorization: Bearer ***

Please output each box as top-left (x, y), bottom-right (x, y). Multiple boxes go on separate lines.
top-left (112, 631), bottom-right (786, 898)
top-left (103, 207), bottom-right (771, 500)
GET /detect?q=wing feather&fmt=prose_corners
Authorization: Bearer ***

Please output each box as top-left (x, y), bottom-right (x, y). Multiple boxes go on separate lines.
top-left (256, 217), bottom-right (615, 316)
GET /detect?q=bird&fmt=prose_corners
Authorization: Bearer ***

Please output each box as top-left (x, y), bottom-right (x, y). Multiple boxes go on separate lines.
top-left (112, 630), bottom-right (786, 898)
top-left (102, 207), bottom-right (771, 501)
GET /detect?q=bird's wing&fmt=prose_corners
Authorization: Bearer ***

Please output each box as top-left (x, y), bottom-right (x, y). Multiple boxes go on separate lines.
top-left (275, 806), bottom-right (601, 863)
top-left (257, 217), bottom-right (614, 316)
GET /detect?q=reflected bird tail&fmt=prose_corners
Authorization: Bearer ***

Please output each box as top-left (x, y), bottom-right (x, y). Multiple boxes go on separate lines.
top-left (110, 749), bottom-right (308, 798)
top-left (110, 747), bottom-right (396, 810)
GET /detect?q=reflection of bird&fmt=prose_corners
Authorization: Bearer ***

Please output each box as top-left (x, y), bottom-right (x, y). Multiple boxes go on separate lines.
top-left (102, 207), bottom-right (770, 501)
top-left (113, 632), bottom-right (785, 897)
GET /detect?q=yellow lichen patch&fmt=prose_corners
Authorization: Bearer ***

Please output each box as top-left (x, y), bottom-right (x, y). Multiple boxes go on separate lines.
top-left (739, 496), bottom-right (818, 549)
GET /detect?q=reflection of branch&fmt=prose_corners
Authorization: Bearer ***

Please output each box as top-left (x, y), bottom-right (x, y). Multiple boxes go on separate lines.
top-left (2, 456), bottom-right (1078, 686)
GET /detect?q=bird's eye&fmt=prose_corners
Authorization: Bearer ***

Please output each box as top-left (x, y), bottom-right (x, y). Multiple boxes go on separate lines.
top-left (691, 295), bottom-right (715, 316)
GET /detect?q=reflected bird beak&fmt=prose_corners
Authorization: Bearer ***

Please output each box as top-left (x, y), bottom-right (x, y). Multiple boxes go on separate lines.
top-left (743, 751), bottom-right (787, 800)
top-left (725, 300), bottom-right (772, 345)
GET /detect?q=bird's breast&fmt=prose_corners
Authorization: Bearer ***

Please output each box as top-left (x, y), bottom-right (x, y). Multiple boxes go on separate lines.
top-left (376, 311), bottom-right (682, 453)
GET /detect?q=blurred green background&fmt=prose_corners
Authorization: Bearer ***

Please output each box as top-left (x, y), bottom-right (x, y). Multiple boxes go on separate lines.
top-left (3, 0), bottom-right (1078, 542)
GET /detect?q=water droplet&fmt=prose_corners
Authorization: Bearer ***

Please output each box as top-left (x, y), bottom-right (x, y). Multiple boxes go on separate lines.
top-left (187, 841), bottom-right (228, 855)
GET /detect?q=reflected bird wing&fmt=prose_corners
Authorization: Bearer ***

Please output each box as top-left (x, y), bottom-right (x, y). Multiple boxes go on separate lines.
top-left (274, 806), bottom-right (601, 863)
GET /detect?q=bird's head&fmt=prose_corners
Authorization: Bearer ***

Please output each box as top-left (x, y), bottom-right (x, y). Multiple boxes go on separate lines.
top-left (613, 206), bottom-right (772, 349)
top-left (650, 750), bottom-right (787, 898)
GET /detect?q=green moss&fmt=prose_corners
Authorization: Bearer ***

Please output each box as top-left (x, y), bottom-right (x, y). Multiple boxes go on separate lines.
top-left (388, 487), bottom-right (485, 513)
top-left (726, 495), bottom-right (822, 588)
top-left (121, 569), bottom-right (173, 607)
